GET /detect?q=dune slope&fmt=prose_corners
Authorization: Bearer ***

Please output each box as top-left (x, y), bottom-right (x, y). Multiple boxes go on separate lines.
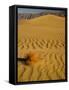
top-left (17, 15), bottom-right (65, 82)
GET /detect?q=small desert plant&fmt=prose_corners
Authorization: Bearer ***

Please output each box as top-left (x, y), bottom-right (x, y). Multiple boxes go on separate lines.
top-left (18, 51), bottom-right (39, 65)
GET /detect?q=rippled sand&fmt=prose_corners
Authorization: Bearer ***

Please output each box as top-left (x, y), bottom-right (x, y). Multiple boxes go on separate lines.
top-left (17, 15), bottom-right (65, 82)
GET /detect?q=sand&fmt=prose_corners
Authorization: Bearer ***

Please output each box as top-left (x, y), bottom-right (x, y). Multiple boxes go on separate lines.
top-left (17, 14), bottom-right (65, 82)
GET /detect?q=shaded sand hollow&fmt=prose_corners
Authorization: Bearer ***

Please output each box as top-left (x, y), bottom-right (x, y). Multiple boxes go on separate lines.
top-left (18, 14), bottom-right (65, 82)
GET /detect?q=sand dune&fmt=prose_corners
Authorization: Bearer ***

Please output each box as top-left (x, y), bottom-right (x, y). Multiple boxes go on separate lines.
top-left (17, 14), bottom-right (65, 82)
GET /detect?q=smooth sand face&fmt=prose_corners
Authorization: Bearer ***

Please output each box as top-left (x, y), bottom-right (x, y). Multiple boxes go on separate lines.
top-left (17, 14), bottom-right (65, 82)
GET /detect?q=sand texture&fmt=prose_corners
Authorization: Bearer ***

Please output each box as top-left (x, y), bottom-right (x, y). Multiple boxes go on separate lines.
top-left (17, 15), bottom-right (65, 82)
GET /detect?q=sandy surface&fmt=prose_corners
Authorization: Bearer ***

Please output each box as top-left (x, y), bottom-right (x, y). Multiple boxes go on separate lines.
top-left (17, 15), bottom-right (65, 82)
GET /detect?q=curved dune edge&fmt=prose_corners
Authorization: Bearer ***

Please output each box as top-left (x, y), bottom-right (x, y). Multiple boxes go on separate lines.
top-left (18, 14), bottom-right (65, 27)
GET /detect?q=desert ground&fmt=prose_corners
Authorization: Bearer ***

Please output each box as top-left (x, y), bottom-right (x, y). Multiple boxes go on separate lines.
top-left (17, 14), bottom-right (65, 82)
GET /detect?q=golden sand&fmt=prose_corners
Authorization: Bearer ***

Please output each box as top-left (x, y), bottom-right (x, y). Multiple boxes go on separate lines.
top-left (17, 15), bottom-right (65, 82)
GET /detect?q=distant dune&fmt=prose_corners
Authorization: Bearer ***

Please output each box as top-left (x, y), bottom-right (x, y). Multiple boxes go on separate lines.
top-left (18, 14), bottom-right (65, 40)
top-left (18, 11), bottom-right (65, 19)
top-left (18, 14), bottom-right (65, 82)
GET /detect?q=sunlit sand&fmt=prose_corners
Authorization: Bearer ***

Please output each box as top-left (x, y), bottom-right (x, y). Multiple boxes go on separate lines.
top-left (17, 14), bottom-right (65, 82)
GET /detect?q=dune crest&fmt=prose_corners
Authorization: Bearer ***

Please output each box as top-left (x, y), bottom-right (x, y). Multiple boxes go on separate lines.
top-left (28, 14), bottom-right (65, 21)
